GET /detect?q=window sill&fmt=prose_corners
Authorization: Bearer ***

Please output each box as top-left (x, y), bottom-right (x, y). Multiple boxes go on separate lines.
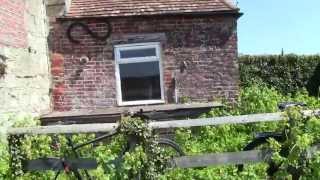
top-left (118, 100), bottom-right (165, 106)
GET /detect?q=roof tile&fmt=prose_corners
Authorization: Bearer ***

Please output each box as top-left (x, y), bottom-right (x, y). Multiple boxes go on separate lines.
top-left (66, 0), bottom-right (239, 18)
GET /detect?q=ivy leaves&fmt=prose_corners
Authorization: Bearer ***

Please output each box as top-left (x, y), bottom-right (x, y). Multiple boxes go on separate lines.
top-left (118, 116), bottom-right (171, 180)
top-left (267, 107), bottom-right (320, 179)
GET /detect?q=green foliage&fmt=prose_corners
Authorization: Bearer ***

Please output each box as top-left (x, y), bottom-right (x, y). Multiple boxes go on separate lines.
top-left (179, 96), bottom-right (191, 104)
top-left (162, 85), bottom-right (320, 179)
top-left (239, 54), bottom-right (320, 96)
top-left (1, 85), bottom-right (320, 179)
top-left (267, 107), bottom-right (320, 179)
top-left (286, 89), bottom-right (320, 109)
top-left (162, 85), bottom-right (284, 179)
top-left (0, 114), bottom-right (40, 179)
top-left (236, 85), bottom-right (283, 114)
top-left (209, 84), bottom-right (320, 117)
top-left (0, 116), bottom-right (169, 180)
top-left (117, 116), bottom-right (170, 179)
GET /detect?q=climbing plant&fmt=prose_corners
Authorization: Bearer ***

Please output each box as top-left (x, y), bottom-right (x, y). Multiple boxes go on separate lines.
top-left (2, 86), bottom-right (320, 179)
top-left (117, 116), bottom-right (170, 179)
top-left (267, 107), bottom-right (320, 179)
top-left (5, 116), bottom-right (171, 180)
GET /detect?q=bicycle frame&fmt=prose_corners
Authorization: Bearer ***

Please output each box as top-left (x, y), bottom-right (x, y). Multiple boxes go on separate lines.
top-left (237, 102), bottom-right (308, 178)
top-left (23, 110), bottom-right (184, 180)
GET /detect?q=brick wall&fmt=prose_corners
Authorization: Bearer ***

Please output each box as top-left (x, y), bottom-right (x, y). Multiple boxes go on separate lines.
top-left (50, 15), bottom-right (240, 111)
top-left (0, 0), bottom-right (27, 48)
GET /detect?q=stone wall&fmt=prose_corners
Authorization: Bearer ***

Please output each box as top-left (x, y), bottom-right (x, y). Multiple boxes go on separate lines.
top-left (0, 0), bottom-right (51, 115)
top-left (50, 15), bottom-right (240, 111)
top-left (45, 0), bottom-right (71, 24)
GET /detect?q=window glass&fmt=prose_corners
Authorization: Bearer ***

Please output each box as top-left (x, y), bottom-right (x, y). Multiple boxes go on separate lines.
top-left (119, 61), bottom-right (161, 101)
top-left (120, 48), bottom-right (156, 59)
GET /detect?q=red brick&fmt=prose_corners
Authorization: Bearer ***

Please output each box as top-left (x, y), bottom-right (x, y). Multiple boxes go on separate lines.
top-left (51, 68), bottom-right (64, 76)
top-left (49, 15), bottom-right (240, 111)
top-left (53, 84), bottom-right (65, 96)
top-left (51, 53), bottom-right (64, 68)
top-left (0, 0), bottom-right (27, 48)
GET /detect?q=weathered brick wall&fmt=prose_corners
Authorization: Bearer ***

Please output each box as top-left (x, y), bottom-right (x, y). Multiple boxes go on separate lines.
top-left (50, 15), bottom-right (239, 111)
top-left (0, 0), bottom-right (27, 48)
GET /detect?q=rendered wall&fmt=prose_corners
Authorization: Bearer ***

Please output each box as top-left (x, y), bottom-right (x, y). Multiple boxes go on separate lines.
top-left (0, 0), bottom-right (51, 115)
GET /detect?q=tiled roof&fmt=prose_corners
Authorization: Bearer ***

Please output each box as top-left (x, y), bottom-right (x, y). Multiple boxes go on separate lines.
top-left (65, 0), bottom-right (239, 18)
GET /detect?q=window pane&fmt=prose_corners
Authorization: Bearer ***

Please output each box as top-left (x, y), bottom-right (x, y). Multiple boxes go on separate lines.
top-left (119, 61), bottom-right (161, 101)
top-left (120, 48), bottom-right (156, 59)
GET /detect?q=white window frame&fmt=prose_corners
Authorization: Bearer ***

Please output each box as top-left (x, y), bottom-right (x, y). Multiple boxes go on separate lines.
top-left (114, 42), bottom-right (165, 106)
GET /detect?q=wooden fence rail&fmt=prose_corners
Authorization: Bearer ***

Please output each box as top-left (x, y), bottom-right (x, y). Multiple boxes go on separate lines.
top-left (171, 150), bottom-right (269, 168)
top-left (5, 109), bottom-right (320, 175)
top-left (7, 109), bottom-right (319, 135)
top-left (171, 144), bottom-right (320, 168)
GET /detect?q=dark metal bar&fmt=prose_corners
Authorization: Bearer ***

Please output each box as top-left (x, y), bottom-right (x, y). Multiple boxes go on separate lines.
top-left (73, 129), bottom-right (118, 150)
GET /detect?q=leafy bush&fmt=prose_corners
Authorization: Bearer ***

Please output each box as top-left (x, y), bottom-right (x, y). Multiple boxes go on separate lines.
top-left (0, 114), bottom-right (40, 179)
top-left (268, 107), bottom-right (320, 179)
top-left (162, 85), bottom-right (320, 179)
top-left (1, 85), bottom-right (320, 179)
top-left (239, 54), bottom-right (320, 96)
top-left (1, 115), bottom-right (171, 180)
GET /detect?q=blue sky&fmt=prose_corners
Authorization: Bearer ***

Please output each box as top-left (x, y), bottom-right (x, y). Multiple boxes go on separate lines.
top-left (237, 0), bottom-right (320, 55)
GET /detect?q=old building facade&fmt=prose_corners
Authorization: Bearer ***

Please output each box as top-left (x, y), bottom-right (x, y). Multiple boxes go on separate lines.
top-left (49, 0), bottom-right (241, 111)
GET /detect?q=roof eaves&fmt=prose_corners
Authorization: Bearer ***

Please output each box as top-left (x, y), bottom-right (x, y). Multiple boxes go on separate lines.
top-left (57, 9), bottom-right (242, 21)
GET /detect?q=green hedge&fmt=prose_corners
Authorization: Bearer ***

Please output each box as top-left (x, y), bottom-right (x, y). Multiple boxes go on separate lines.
top-left (239, 54), bottom-right (320, 96)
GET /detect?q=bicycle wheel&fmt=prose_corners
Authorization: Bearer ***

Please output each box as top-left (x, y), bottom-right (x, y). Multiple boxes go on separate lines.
top-left (132, 138), bottom-right (185, 180)
top-left (157, 138), bottom-right (185, 157)
top-left (237, 132), bottom-right (284, 176)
